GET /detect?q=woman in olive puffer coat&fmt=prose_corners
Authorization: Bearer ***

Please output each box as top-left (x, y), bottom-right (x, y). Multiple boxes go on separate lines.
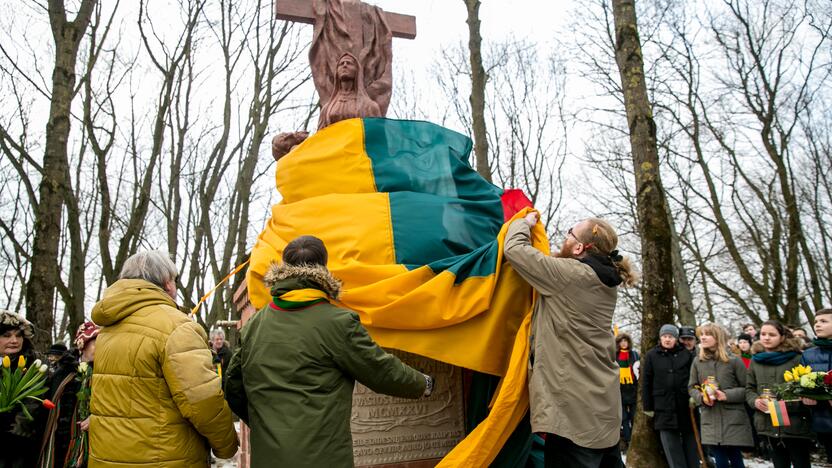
top-left (89, 251), bottom-right (239, 467)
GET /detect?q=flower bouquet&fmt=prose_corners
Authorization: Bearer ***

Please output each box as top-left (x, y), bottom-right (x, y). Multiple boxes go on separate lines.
top-left (0, 355), bottom-right (51, 419)
top-left (776, 364), bottom-right (832, 401)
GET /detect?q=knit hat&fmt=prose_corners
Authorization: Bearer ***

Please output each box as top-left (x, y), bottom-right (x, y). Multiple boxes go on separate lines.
top-left (0, 310), bottom-right (34, 339)
top-left (74, 321), bottom-right (100, 350)
top-left (737, 333), bottom-right (753, 344)
top-left (47, 343), bottom-right (68, 356)
top-left (659, 324), bottom-right (679, 338)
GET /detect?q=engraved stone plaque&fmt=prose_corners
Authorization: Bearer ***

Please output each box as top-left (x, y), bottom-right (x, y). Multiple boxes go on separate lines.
top-left (351, 350), bottom-right (465, 467)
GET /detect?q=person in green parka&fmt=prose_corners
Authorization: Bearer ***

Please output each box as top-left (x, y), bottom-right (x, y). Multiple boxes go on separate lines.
top-left (224, 235), bottom-right (433, 468)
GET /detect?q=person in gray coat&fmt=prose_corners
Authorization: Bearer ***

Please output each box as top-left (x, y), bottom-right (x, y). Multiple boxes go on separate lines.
top-left (504, 213), bottom-right (639, 468)
top-left (689, 323), bottom-right (753, 467)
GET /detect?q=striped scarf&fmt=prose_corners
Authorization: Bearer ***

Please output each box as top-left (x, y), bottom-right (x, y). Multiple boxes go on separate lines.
top-left (618, 350), bottom-right (634, 385)
top-left (271, 288), bottom-right (329, 310)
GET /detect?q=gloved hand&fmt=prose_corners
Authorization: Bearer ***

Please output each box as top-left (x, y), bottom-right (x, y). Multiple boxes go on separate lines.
top-left (422, 374), bottom-right (434, 397)
top-left (643, 410), bottom-right (655, 418)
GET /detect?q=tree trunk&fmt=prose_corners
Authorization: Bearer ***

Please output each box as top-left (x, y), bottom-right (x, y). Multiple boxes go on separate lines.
top-left (26, 0), bottom-right (96, 351)
top-left (669, 207), bottom-right (695, 326)
top-left (463, 0), bottom-right (491, 182)
top-left (611, 0), bottom-right (676, 465)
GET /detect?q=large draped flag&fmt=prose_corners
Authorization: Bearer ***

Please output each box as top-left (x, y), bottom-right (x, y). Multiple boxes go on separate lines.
top-left (247, 117), bottom-right (550, 465)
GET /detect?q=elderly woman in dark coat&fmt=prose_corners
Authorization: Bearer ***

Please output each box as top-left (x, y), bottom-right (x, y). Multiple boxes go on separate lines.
top-left (642, 324), bottom-right (698, 468)
top-left (0, 310), bottom-right (43, 468)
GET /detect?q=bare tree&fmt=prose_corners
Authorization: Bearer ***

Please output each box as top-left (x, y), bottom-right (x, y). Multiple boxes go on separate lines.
top-left (433, 39), bottom-right (568, 232)
top-left (0, 0), bottom-right (311, 342)
top-left (21, 0), bottom-right (96, 349)
top-left (653, 0), bottom-right (832, 326)
top-left (610, 0), bottom-right (677, 465)
top-left (463, 0), bottom-right (491, 182)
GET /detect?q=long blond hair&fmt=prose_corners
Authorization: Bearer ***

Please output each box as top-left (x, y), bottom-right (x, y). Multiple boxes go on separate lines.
top-left (698, 323), bottom-right (731, 363)
top-left (580, 218), bottom-right (640, 287)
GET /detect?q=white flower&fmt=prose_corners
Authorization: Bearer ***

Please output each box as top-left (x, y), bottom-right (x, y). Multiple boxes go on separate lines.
top-left (33, 359), bottom-right (42, 368)
top-left (39, 364), bottom-right (48, 373)
top-left (78, 362), bottom-right (88, 373)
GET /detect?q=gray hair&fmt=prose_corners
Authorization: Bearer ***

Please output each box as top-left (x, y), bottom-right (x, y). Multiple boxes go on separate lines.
top-left (210, 328), bottom-right (225, 340)
top-left (119, 250), bottom-right (177, 288)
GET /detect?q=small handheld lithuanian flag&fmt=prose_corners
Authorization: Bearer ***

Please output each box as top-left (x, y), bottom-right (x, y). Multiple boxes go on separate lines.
top-left (768, 399), bottom-right (791, 427)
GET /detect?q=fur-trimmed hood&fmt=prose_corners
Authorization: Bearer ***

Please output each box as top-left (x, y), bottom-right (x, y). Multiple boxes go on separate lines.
top-left (751, 337), bottom-right (803, 355)
top-left (263, 262), bottom-right (342, 300)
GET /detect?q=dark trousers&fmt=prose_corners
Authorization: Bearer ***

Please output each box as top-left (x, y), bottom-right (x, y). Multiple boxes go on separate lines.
top-left (621, 403), bottom-right (635, 442)
top-left (544, 433), bottom-right (624, 468)
top-left (767, 436), bottom-right (811, 468)
top-left (709, 445), bottom-right (745, 468)
top-left (658, 429), bottom-right (700, 468)
top-left (818, 432), bottom-right (832, 463)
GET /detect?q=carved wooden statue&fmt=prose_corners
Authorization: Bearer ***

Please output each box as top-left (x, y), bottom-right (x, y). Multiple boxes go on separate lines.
top-left (310, 0), bottom-right (392, 129)
top-left (272, 0), bottom-right (415, 161)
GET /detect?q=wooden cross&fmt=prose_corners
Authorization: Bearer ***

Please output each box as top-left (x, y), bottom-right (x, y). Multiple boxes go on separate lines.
top-left (276, 0), bottom-right (417, 39)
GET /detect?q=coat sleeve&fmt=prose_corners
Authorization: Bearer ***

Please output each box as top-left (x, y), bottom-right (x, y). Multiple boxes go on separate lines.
top-left (746, 364), bottom-right (761, 410)
top-left (163, 321), bottom-right (239, 459)
top-left (641, 351), bottom-right (654, 411)
top-left (333, 313), bottom-right (426, 398)
top-left (724, 358), bottom-right (747, 403)
top-left (223, 346), bottom-right (248, 425)
top-left (688, 360), bottom-right (703, 406)
top-left (503, 220), bottom-right (571, 296)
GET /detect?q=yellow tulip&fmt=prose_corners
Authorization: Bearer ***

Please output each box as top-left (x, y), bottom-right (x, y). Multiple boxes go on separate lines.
top-left (17, 355), bottom-right (25, 368)
top-left (784, 371), bottom-right (794, 382)
top-left (803, 365), bottom-right (812, 375)
top-left (2, 356), bottom-right (9, 368)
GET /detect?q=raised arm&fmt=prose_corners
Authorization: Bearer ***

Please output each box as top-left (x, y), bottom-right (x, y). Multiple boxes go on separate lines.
top-left (503, 219), bottom-right (571, 296)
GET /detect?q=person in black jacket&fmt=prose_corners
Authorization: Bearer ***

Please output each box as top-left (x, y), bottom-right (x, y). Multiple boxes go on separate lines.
top-left (642, 324), bottom-right (699, 468)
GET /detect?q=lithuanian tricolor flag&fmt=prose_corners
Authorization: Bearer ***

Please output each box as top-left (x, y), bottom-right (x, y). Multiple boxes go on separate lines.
top-left (769, 399), bottom-right (791, 427)
top-left (248, 117), bottom-right (549, 465)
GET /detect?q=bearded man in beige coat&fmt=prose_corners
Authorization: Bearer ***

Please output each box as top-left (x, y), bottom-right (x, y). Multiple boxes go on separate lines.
top-left (504, 212), bottom-right (639, 468)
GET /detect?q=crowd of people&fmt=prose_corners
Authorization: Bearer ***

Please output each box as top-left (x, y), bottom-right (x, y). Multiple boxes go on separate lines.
top-left (0, 215), bottom-right (829, 468)
top-left (622, 313), bottom-right (832, 468)
top-left (0, 241), bottom-right (433, 468)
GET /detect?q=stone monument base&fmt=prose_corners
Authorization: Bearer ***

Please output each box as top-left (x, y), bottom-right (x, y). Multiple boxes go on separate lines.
top-left (352, 350), bottom-right (466, 467)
